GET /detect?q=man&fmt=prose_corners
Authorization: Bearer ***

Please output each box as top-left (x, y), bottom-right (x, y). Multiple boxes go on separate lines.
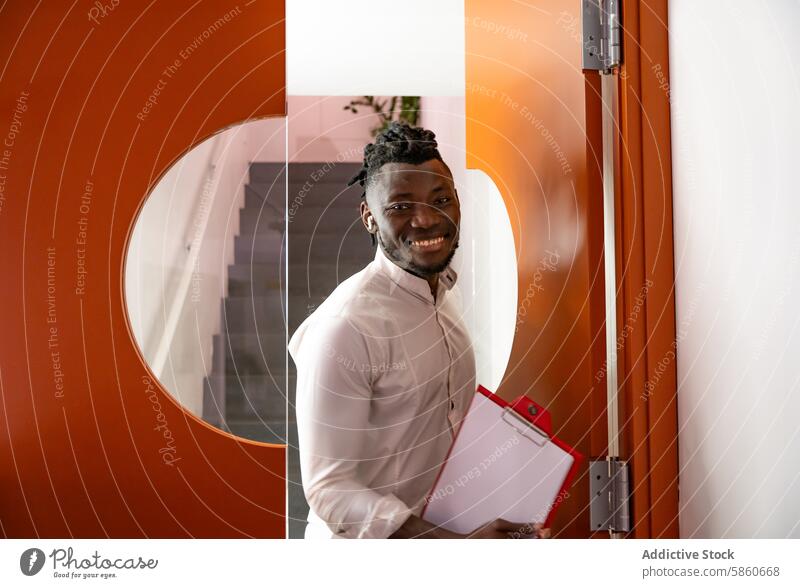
top-left (288, 121), bottom-right (549, 539)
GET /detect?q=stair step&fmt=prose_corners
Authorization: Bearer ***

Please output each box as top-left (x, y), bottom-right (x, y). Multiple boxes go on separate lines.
top-left (223, 373), bottom-right (294, 421)
top-left (288, 162), bottom-right (363, 184)
top-left (239, 206), bottom-right (362, 235)
top-left (227, 262), bottom-right (283, 297)
top-left (244, 183), bottom-right (286, 211)
top-left (228, 280), bottom-right (371, 302)
top-left (285, 183), bottom-right (363, 215)
top-left (227, 261), bottom-right (367, 298)
top-left (288, 282), bottom-right (362, 300)
top-left (224, 419), bottom-right (286, 444)
top-left (288, 206), bottom-right (363, 230)
top-left (287, 231), bottom-right (373, 265)
top-left (222, 295), bottom-right (325, 334)
top-left (237, 207), bottom-right (284, 236)
top-left (248, 162), bottom-right (287, 184)
top-left (234, 232), bottom-right (285, 265)
top-left (245, 181), bottom-right (363, 211)
top-left (235, 231), bottom-right (371, 265)
top-left (249, 162), bottom-right (361, 184)
top-left (222, 291), bottom-right (285, 333)
top-left (286, 261), bottom-right (368, 293)
top-left (212, 332), bottom-right (284, 375)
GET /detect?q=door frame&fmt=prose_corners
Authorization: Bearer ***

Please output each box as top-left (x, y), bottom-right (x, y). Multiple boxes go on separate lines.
top-left (584, 0), bottom-right (679, 539)
top-left (614, 0), bottom-right (680, 538)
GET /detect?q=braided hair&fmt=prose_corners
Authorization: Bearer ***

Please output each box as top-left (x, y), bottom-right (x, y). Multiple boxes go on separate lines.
top-left (348, 121), bottom-right (448, 246)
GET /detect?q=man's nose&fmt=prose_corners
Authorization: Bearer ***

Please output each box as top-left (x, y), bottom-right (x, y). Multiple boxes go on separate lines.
top-left (410, 203), bottom-right (441, 228)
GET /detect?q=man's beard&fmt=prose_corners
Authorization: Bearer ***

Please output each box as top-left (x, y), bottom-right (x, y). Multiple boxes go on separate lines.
top-left (378, 232), bottom-right (460, 278)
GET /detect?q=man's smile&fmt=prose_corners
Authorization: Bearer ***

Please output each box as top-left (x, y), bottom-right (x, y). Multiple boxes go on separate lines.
top-left (408, 233), bottom-right (450, 253)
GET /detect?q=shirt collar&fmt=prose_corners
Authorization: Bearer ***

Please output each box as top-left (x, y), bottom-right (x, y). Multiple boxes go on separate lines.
top-left (373, 244), bottom-right (458, 305)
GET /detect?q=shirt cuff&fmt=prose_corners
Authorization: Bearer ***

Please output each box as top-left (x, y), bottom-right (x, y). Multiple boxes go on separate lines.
top-left (337, 493), bottom-right (412, 539)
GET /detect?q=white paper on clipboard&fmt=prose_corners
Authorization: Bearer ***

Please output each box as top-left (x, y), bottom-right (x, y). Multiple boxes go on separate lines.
top-left (421, 390), bottom-right (575, 535)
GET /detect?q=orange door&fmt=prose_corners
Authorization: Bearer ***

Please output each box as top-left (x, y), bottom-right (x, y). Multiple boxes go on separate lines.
top-left (465, 0), bottom-right (679, 538)
top-left (0, 1), bottom-right (286, 537)
top-left (465, 0), bottom-right (609, 537)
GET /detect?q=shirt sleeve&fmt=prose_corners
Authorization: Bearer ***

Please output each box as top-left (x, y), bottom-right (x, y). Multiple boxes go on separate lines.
top-left (292, 315), bottom-right (412, 539)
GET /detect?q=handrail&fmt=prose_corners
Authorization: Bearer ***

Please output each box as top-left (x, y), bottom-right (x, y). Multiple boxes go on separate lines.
top-left (151, 134), bottom-right (227, 379)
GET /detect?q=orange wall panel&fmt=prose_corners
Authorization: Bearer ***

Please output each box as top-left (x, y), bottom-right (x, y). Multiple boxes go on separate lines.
top-left (0, 1), bottom-right (286, 538)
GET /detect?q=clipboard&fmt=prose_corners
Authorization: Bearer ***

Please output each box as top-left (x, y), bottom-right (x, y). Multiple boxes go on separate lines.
top-left (420, 385), bottom-right (583, 534)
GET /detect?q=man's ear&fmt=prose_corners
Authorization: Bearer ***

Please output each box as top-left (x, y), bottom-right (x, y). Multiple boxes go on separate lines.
top-left (360, 200), bottom-right (375, 232)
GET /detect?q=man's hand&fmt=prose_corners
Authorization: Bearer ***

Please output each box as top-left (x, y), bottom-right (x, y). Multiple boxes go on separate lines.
top-left (464, 518), bottom-right (551, 539)
top-left (389, 514), bottom-right (462, 538)
top-left (536, 524), bottom-right (552, 538)
top-left (389, 515), bottom-right (552, 539)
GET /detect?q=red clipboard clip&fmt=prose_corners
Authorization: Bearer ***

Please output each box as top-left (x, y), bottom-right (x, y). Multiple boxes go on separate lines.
top-left (477, 384), bottom-right (553, 436)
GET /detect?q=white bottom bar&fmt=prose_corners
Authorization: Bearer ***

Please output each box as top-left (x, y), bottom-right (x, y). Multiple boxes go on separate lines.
top-left (2, 539), bottom-right (799, 587)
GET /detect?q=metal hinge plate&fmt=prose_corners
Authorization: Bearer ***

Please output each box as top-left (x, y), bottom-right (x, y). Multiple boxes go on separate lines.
top-left (582, 0), bottom-right (622, 72)
top-left (590, 458), bottom-right (631, 533)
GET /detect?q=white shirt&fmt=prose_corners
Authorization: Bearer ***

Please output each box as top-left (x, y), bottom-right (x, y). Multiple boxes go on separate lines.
top-left (288, 244), bottom-right (476, 538)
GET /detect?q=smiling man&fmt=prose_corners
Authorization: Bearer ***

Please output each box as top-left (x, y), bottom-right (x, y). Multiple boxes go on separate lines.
top-left (288, 122), bottom-right (547, 539)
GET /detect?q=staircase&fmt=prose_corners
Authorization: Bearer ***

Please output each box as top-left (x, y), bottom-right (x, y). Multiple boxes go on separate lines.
top-left (202, 161), bottom-right (374, 538)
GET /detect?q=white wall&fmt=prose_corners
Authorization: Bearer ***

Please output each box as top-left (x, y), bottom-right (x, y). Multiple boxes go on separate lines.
top-left (287, 96), bottom-right (374, 161)
top-left (670, 0), bottom-right (800, 538)
top-left (287, 0), bottom-right (465, 96)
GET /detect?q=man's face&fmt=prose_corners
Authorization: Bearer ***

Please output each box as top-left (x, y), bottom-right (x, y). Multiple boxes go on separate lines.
top-left (360, 159), bottom-right (460, 279)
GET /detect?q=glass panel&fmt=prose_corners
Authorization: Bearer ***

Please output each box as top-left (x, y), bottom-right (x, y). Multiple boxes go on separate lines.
top-left (284, 96), bottom-right (518, 537)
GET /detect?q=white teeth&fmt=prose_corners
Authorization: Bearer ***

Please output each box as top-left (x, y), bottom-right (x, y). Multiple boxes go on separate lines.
top-left (413, 236), bottom-right (445, 247)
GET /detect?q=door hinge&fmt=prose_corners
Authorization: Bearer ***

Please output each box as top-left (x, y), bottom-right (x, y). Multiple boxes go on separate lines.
top-left (590, 457), bottom-right (631, 533)
top-left (582, 0), bottom-right (622, 72)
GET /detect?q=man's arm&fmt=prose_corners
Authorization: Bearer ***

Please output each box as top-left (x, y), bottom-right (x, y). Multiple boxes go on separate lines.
top-left (294, 316), bottom-right (411, 539)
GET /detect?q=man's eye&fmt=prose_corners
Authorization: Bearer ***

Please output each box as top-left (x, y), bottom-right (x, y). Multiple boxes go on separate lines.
top-left (389, 203), bottom-right (409, 211)
top-left (436, 197), bottom-right (452, 205)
